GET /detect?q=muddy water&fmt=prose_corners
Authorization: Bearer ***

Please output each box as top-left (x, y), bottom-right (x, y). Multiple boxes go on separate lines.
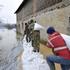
top-left (0, 29), bottom-right (23, 70)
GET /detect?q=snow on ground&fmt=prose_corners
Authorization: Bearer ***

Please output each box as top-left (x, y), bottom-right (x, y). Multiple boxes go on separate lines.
top-left (22, 36), bottom-right (50, 70)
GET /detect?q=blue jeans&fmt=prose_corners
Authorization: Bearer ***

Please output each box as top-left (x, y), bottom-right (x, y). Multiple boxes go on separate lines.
top-left (46, 55), bottom-right (70, 70)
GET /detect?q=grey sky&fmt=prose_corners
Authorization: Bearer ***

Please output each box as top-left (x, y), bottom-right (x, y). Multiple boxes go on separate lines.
top-left (0, 0), bottom-right (23, 24)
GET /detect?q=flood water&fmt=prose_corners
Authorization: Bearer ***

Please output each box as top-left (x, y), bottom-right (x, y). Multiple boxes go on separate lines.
top-left (0, 28), bottom-right (23, 70)
top-left (0, 29), bottom-right (17, 57)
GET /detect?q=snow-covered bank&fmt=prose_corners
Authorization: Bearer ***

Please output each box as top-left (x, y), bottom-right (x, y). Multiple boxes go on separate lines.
top-left (22, 36), bottom-right (50, 70)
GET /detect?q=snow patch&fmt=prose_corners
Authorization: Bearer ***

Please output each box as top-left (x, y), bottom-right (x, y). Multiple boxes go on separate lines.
top-left (22, 36), bottom-right (50, 70)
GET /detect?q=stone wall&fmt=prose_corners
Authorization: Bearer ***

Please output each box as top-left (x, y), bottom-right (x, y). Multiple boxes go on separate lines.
top-left (63, 0), bottom-right (70, 6)
top-left (16, 0), bottom-right (63, 21)
top-left (16, 0), bottom-right (70, 40)
top-left (35, 7), bottom-right (68, 40)
top-left (22, 5), bottom-right (70, 41)
top-left (36, 0), bottom-right (62, 12)
top-left (17, 0), bottom-right (33, 22)
top-left (16, 0), bottom-right (33, 38)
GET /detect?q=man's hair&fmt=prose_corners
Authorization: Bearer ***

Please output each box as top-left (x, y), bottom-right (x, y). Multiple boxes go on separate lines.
top-left (30, 19), bottom-right (34, 23)
top-left (35, 21), bottom-right (36, 23)
top-left (47, 27), bottom-right (56, 34)
top-left (25, 23), bottom-right (27, 25)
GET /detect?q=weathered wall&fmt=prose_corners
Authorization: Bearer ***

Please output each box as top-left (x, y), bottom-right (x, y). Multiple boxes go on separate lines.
top-left (16, 0), bottom-right (33, 38)
top-left (36, 0), bottom-right (62, 12)
top-left (16, 0), bottom-right (63, 22)
top-left (16, 0), bottom-right (70, 40)
top-left (17, 0), bottom-right (33, 22)
top-left (21, 5), bottom-right (70, 41)
top-left (63, 0), bottom-right (70, 6)
top-left (34, 5), bottom-right (70, 40)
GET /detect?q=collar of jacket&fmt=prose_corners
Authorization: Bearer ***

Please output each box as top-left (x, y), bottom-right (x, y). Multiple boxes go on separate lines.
top-left (49, 32), bottom-right (59, 38)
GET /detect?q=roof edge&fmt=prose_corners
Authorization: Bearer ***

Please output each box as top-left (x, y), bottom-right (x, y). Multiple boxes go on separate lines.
top-left (15, 0), bottom-right (29, 13)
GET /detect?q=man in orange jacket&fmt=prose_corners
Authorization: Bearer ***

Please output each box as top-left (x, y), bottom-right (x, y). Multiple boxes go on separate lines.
top-left (46, 27), bottom-right (70, 70)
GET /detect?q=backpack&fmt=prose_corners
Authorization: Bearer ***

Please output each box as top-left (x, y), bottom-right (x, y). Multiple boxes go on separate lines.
top-left (61, 33), bottom-right (70, 50)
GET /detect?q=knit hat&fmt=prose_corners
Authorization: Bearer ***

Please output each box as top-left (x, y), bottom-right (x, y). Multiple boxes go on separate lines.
top-left (47, 27), bottom-right (56, 34)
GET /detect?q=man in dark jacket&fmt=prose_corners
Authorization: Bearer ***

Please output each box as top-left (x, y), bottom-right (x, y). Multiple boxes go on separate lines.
top-left (24, 23), bottom-right (30, 42)
top-left (28, 20), bottom-right (40, 52)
